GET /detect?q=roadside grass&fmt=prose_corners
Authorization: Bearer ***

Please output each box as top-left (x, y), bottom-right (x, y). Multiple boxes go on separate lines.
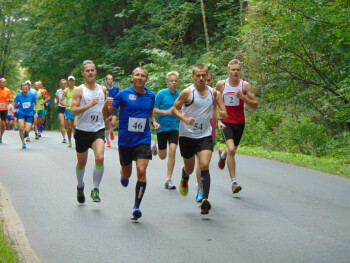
top-left (0, 219), bottom-right (19, 263)
top-left (215, 143), bottom-right (350, 178)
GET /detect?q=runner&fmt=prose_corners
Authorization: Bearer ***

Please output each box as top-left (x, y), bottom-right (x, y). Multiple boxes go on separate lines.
top-left (171, 64), bottom-right (226, 215)
top-left (38, 81), bottom-right (50, 134)
top-left (55, 79), bottom-right (67, 143)
top-left (71, 60), bottom-right (107, 203)
top-left (6, 103), bottom-right (14, 130)
top-left (104, 74), bottom-right (119, 147)
top-left (152, 71), bottom-right (180, 190)
top-left (34, 81), bottom-right (50, 139)
top-left (60, 76), bottom-right (77, 147)
top-left (0, 78), bottom-right (13, 143)
top-left (218, 59), bottom-right (258, 194)
top-left (25, 80), bottom-right (38, 142)
top-left (103, 66), bottom-right (160, 220)
top-left (13, 83), bottom-right (38, 149)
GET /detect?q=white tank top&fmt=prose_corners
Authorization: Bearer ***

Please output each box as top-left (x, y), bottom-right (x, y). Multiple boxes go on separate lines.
top-left (179, 84), bottom-right (214, 139)
top-left (76, 84), bottom-right (105, 132)
top-left (55, 88), bottom-right (66, 107)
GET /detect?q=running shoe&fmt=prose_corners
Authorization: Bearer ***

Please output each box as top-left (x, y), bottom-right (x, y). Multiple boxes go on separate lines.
top-left (62, 138), bottom-right (67, 143)
top-left (77, 186), bottom-right (85, 203)
top-left (90, 188), bottom-right (101, 202)
top-left (165, 179), bottom-right (176, 190)
top-left (110, 131), bottom-right (115, 141)
top-left (151, 142), bottom-right (157, 156)
top-left (201, 199), bottom-right (211, 215)
top-left (35, 133), bottom-right (39, 140)
top-left (106, 141), bottom-right (111, 147)
top-left (68, 141), bottom-right (72, 147)
top-left (22, 143), bottom-right (26, 149)
top-left (232, 182), bottom-right (242, 194)
top-left (131, 205), bottom-right (142, 220)
top-left (218, 148), bottom-right (226, 169)
top-left (179, 176), bottom-right (189, 196)
top-left (38, 132), bottom-right (42, 138)
top-left (120, 176), bottom-right (129, 187)
top-left (195, 185), bottom-right (203, 202)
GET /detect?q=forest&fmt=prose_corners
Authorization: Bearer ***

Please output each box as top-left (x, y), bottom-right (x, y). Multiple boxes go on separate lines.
top-left (1, 0), bottom-right (349, 171)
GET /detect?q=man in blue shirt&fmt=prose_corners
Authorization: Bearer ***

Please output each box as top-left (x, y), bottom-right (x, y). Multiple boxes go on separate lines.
top-left (13, 83), bottom-right (38, 149)
top-left (152, 71), bottom-right (180, 190)
top-left (103, 67), bottom-right (160, 220)
top-left (104, 74), bottom-right (119, 147)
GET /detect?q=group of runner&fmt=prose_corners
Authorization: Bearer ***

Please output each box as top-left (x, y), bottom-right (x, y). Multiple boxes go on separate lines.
top-left (0, 58), bottom-right (257, 220)
top-left (0, 78), bottom-right (51, 148)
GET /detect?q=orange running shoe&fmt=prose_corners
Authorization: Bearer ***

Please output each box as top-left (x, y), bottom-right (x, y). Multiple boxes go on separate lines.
top-left (110, 131), bottom-right (115, 141)
top-left (106, 141), bottom-right (111, 147)
top-left (232, 182), bottom-right (242, 194)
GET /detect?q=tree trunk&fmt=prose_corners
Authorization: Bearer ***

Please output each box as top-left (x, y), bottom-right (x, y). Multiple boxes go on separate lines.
top-left (200, 0), bottom-right (209, 52)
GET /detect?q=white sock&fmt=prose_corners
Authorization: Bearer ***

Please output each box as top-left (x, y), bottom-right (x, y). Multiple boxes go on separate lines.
top-left (231, 178), bottom-right (237, 184)
top-left (76, 166), bottom-right (85, 188)
top-left (93, 165), bottom-right (104, 189)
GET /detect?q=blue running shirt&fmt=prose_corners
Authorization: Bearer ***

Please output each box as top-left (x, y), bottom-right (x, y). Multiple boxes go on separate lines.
top-left (154, 88), bottom-right (180, 133)
top-left (14, 92), bottom-right (37, 115)
top-left (106, 85), bottom-right (119, 113)
top-left (113, 86), bottom-right (155, 147)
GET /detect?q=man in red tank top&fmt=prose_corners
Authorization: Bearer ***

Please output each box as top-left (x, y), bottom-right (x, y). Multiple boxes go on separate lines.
top-left (218, 59), bottom-right (258, 194)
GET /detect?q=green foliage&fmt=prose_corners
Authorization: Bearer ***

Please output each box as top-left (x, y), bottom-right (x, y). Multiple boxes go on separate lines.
top-left (0, 221), bottom-right (19, 263)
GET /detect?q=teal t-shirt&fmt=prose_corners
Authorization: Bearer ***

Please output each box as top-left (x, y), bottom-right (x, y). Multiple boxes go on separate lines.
top-left (154, 88), bottom-right (180, 133)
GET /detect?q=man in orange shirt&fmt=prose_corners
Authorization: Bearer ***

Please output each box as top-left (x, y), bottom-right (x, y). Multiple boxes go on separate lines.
top-left (0, 78), bottom-right (13, 143)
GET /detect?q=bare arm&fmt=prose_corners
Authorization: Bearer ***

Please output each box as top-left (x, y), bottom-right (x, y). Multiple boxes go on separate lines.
top-left (153, 107), bottom-right (172, 115)
top-left (71, 86), bottom-right (99, 116)
top-left (60, 90), bottom-right (69, 107)
top-left (149, 110), bottom-right (161, 131)
top-left (102, 97), bottom-right (116, 119)
top-left (213, 90), bottom-right (227, 130)
top-left (171, 88), bottom-right (195, 125)
top-left (237, 81), bottom-right (258, 109)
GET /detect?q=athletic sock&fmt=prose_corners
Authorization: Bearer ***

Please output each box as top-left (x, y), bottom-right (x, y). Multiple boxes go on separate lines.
top-left (231, 178), bottom-right (237, 185)
top-left (200, 170), bottom-right (211, 199)
top-left (93, 164), bottom-right (104, 189)
top-left (182, 167), bottom-right (189, 180)
top-left (135, 181), bottom-right (147, 208)
top-left (105, 130), bottom-right (109, 141)
top-left (76, 165), bottom-right (85, 188)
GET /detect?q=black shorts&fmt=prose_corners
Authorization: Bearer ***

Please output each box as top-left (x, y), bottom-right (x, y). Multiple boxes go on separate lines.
top-left (0, 110), bottom-right (7, 121)
top-left (156, 130), bottom-right (179, 150)
top-left (179, 136), bottom-right (213, 159)
top-left (74, 128), bottom-right (105, 153)
top-left (58, 106), bottom-right (66, 114)
top-left (222, 122), bottom-right (245, 146)
top-left (118, 144), bottom-right (152, 166)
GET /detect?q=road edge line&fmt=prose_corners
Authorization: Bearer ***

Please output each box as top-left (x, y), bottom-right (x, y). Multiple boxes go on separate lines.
top-left (0, 182), bottom-right (40, 263)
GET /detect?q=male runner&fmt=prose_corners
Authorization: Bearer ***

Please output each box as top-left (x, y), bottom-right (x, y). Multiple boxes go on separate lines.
top-left (153, 71), bottom-right (180, 190)
top-left (25, 80), bottom-right (38, 141)
top-left (0, 78), bottom-right (13, 143)
top-left (55, 79), bottom-right (67, 143)
top-left (13, 83), bottom-right (38, 149)
top-left (218, 59), bottom-right (258, 194)
top-left (71, 60), bottom-right (107, 203)
top-left (60, 76), bottom-right (77, 147)
top-left (34, 81), bottom-right (50, 139)
top-left (37, 81), bottom-right (50, 134)
top-left (172, 64), bottom-right (226, 215)
top-left (104, 74), bottom-right (119, 147)
top-left (103, 67), bottom-right (160, 220)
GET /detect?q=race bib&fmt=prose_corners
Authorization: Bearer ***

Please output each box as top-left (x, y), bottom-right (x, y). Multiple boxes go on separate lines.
top-left (0, 103), bottom-right (5, 108)
top-left (224, 94), bottom-right (239, 106)
top-left (186, 119), bottom-right (208, 134)
top-left (89, 113), bottom-right (100, 123)
top-left (128, 117), bottom-right (146, 132)
top-left (22, 102), bottom-right (31, 109)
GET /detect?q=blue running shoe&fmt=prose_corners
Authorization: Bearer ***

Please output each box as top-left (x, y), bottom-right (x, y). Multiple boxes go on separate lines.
top-left (131, 205), bottom-right (142, 220)
top-left (22, 143), bottom-right (26, 149)
top-left (120, 176), bottom-right (129, 187)
top-left (195, 184), bottom-right (203, 203)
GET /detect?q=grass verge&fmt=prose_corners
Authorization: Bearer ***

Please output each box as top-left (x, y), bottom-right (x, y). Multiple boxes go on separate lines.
top-left (0, 219), bottom-right (19, 263)
top-left (215, 144), bottom-right (350, 178)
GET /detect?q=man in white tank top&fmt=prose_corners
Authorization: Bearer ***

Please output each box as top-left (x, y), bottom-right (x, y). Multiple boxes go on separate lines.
top-left (218, 59), bottom-right (258, 194)
top-left (71, 60), bottom-right (107, 204)
top-left (172, 64), bottom-right (227, 215)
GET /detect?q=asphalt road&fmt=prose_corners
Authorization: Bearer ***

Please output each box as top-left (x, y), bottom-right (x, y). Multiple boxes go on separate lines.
top-left (0, 130), bottom-right (349, 263)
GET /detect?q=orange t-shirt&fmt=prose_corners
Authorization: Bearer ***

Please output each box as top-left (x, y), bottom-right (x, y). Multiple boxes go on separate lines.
top-left (0, 87), bottom-right (13, 111)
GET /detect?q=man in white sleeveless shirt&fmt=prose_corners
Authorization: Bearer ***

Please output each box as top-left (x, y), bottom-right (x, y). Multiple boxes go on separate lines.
top-left (172, 64), bottom-right (227, 215)
top-left (71, 60), bottom-right (107, 204)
